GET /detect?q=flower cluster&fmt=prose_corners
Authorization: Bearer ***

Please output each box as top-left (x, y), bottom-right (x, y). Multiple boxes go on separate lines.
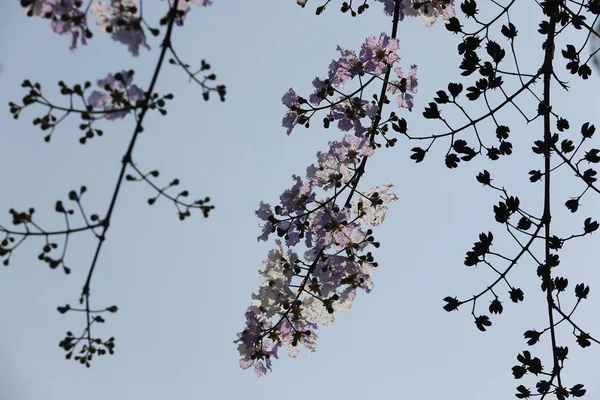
top-left (236, 136), bottom-right (398, 375)
top-left (87, 70), bottom-right (145, 120)
top-left (21, 0), bottom-right (91, 50)
top-left (20, 0), bottom-right (213, 53)
top-left (282, 33), bottom-right (417, 136)
top-left (377, 0), bottom-right (455, 26)
top-left (171, 0), bottom-right (213, 13)
top-left (90, 0), bottom-right (149, 56)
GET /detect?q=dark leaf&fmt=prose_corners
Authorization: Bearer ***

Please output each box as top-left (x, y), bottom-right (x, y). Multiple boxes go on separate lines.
top-left (509, 288), bottom-right (524, 303)
top-left (501, 22), bottom-right (518, 39)
top-left (570, 384), bottom-right (586, 397)
top-left (512, 365), bottom-right (526, 379)
top-left (575, 283), bottom-right (590, 300)
top-left (443, 296), bottom-right (460, 312)
top-left (581, 122), bottom-right (596, 138)
top-left (410, 147), bottom-right (426, 163)
top-left (577, 332), bottom-right (591, 348)
top-left (584, 217), bottom-right (599, 233)
top-left (476, 170), bottom-right (491, 185)
top-left (489, 299), bottom-right (503, 314)
top-left (517, 217), bottom-right (532, 230)
top-left (475, 315), bottom-right (492, 332)
top-left (447, 82), bottom-right (463, 98)
top-left (524, 330), bottom-right (541, 346)
top-left (529, 170), bottom-right (542, 182)
top-left (445, 153), bottom-right (460, 169)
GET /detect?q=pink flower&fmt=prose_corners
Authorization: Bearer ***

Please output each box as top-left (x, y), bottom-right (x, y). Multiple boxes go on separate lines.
top-left (87, 70), bottom-right (145, 120)
top-left (26, 0), bottom-right (90, 50)
top-left (388, 65), bottom-right (418, 111)
top-left (375, 0), bottom-right (456, 27)
top-left (360, 33), bottom-right (400, 76)
top-left (91, 0), bottom-right (149, 56)
top-left (328, 46), bottom-right (362, 88)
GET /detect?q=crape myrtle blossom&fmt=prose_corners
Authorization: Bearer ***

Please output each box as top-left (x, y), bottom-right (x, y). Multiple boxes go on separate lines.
top-left (388, 64), bottom-right (419, 111)
top-left (360, 33), bottom-right (400, 76)
top-left (327, 98), bottom-right (379, 135)
top-left (171, 0), bottom-right (213, 12)
top-left (283, 33), bottom-right (412, 136)
top-left (282, 88), bottom-right (300, 135)
top-left (87, 70), bottom-right (145, 120)
top-left (379, 0), bottom-right (456, 27)
top-left (354, 184), bottom-right (398, 226)
top-left (170, 0), bottom-right (213, 25)
top-left (21, 0), bottom-right (91, 50)
top-left (21, 0), bottom-right (214, 52)
top-left (90, 0), bottom-right (149, 56)
top-left (238, 130), bottom-right (398, 374)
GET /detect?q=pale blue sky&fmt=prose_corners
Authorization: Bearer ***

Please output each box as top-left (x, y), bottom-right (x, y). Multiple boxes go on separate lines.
top-left (1, 1), bottom-right (599, 399)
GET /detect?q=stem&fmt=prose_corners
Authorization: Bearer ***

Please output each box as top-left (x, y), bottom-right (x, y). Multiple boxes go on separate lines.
top-left (80, 1), bottom-right (181, 307)
top-left (541, 10), bottom-right (562, 388)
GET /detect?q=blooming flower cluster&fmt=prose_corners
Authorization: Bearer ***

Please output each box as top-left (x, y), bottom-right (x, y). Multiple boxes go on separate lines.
top-left (21, 0), bottom-right (91, 50)
top-left (239, 0), bottom-right (457, 377)
top-left (282, 33), bottom-right (417, 136)
top-left (237, 33), bottom-right (407, 374)
top-left (20, 0), bottom-right (213, 53)
top-left (87, 70), bottom-right (145, 120)
top-left (171, 0), bottom-right (212, 13)
top-left (90, 0), bottom-right (149, 56)
top-left (236, 135), bottom-right (398, 375)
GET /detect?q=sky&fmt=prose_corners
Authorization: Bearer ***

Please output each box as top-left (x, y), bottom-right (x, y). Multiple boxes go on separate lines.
top-left (0, 1), bottom-right (599, 399)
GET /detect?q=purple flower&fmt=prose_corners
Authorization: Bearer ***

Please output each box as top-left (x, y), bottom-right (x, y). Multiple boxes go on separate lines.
top-left (328, 46), bottom-right (362, 88)
top-left (172, 0), bottom-right (213, 11)
top-left (91, 0), bottom-right (150, 56)
top-left (309, 77), bottom-right (329, 105)
top-left (255, 201), bottom-right (274, 241)
top-left (281, 88), bottom-right (300, 135)
top-left (360, 33), bottom-right (400, 76)
top-left (374, 0), bottom-right (456, 27)
top-left (354, 184), bottom-right (398, 226)
top-left (234, 310), bottom-right (279, 376)
top-left (279, 175), bottom-right (315, 215)
top-left (310, 206), bottom-right (359, 251)
top-left (327, 100), bottom-right (378, 136)
top-left (245, 35), bottom-right (404, 371)
top-left (87, 70), bottom-right (145, 120)
top-left (306, 151), bottom-right (352, 190)
top-left (329, 134), bottom-right (374, 165)
top-left (170, 0), bottom-right (213, 25)
top-left (27, 0), bottom-right (90, 50)
top-left (388, 65), bottom-right (418, 111)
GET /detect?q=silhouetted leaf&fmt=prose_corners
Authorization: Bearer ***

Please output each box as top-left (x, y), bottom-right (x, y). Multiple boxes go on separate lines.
top-left (443, 296), bottom-right (460, 312)
top-left (570, 384), bottom-right (587, 397)
top-left (575, 283), bottom-right (590, 300)
top-left (565, 198), bottom-right (579, 213)
top-left (577, 332), bottom-right (591, 348)
top-left (524, 330), bottom-right (541, 346)
top-left (475, 315), bottom-right (492, 331)
top-left (509, 288), bottom-right (524, 303)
